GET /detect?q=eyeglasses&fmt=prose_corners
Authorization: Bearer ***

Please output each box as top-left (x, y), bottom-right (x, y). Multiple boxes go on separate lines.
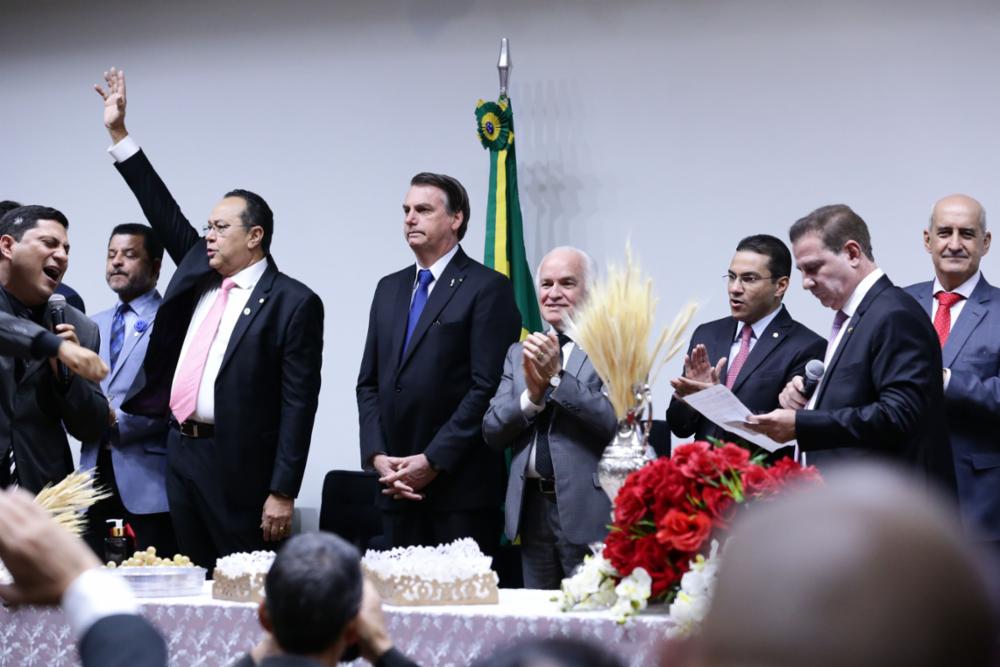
top-left (724, 273), bottom-right (774, 287)
top-left (201, 222), bottom-right (244, 236)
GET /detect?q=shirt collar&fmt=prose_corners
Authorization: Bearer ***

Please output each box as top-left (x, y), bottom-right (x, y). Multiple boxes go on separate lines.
top-left (735, 304), bottom-right (784, 342)
top-left (932, 270), bottom-right (980, 299)
top-left (842, 267), bottom-right (884, 317)
top-left (226, 257), bottom-right (268, 291)
top-left (416, 244), bottom-right (460, 284)
top-left (118, 288), bottom-right (160, 319)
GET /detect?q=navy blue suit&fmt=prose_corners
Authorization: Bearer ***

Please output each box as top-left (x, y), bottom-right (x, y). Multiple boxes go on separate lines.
top-left (667, 305), bottom-right (825, 453)
top-left (357, 247), bottom-right (521, 551)
top-left (796, 274), bottom-right (956, 491)
top-left (906, 276), bottom-right (1000, 539)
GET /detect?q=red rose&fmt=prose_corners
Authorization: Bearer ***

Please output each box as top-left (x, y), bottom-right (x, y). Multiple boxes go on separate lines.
top-left (652, 466), bottom-right (693, 516)
top-left (717, 443), bottom-right (751, 471)
top-left (603, 529), bottom-right (638, 574)
top-left (701, 485), bottom-right (736, 526)
top-left (655, 508), bottom-right (713, 552)
top-left (631, 535), bottom-right (679, 597)
top-left (614, 483), bottom-right (649, 526)
top-left (767, 457), bottom-right (822, 492)
top-left (670, 442), bottom-right (711, 477)
top-left (741, 464), bottom-right (774, 496)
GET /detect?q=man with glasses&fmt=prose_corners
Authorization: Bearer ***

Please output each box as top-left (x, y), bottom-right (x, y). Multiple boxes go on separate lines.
top-left (667, 235), bottom-right (824, 454)
top-left (95, 68), bottom-right (324, 569)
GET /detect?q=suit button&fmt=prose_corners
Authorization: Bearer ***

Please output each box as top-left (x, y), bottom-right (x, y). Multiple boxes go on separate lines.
top-left (395, 385), bottom-right (402, 393)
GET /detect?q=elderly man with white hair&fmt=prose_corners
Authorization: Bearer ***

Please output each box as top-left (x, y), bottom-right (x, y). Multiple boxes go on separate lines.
top-left (483, 246), bottom-right (616, 589)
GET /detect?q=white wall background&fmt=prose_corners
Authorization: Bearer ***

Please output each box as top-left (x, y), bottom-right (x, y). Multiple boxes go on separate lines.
top-left (3, 0), bottom-right (999, 521)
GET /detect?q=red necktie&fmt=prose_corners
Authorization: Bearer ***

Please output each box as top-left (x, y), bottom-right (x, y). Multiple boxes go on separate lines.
top-left (725, 325), bottom-right (754, 388)
top-left (933, 291), bottom-right (963, 348)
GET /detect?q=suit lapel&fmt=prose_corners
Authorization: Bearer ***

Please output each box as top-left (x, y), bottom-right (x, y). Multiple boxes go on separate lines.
top-left (730, 307), bottom-right (791, 393)
top-left (397, 249), bottom-right (468, 372)
top-left (390, 272), bottom-right (414, 369)
top-left (713, 318), bottom-right (739, 378)
top-left (107, 292), bottom-right (161, 386)
top-left (942, 277), bottom-right (992, 367)
top-left (219, 262), bottom-right (277, 374)
top-left (815, 274), bottom-right (892, 406)
top-left (912, 281), bottom-right (933, 317)
top-left (565, 341), bottom-right (587, 378)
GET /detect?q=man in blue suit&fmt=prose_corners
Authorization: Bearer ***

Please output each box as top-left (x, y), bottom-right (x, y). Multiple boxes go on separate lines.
top-left (667, 234), bottom-right (825, 457)
top-left (905, 194), bottom-right (999, 546)
top-left (82, 224), bottom-right (175, 557)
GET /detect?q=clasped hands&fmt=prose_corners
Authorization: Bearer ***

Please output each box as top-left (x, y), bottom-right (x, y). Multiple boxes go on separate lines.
top-left (521, 331), bottom-right (562, 404)
top-left (374, 453), bottom-right (437, 501)
top-left (744, 375), bottom-right (807, 444)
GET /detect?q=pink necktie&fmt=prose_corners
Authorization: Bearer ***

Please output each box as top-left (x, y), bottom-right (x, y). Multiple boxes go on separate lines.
top-left (826, 310), bottom-right (849, 356)
top-left (170, 278), bottom-right (236, 423)
top-left (725, 325), bottom-right (754, 388)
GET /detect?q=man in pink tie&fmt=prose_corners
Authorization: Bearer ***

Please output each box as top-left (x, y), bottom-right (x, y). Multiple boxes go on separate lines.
top-left (667, 235), bottom-right (825, 457)
top-left (747, 205), bottom-right (955, 492)
top-left (95, 68), bottom-right (324, 569)
top-left (904, 195), bottom-right (1000, 551)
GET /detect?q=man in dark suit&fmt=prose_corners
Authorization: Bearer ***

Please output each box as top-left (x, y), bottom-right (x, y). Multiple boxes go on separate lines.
top-left (666, 234), bottom-right (825, 453)
top-left (0, 205), bottom-right (110, 492)
top-left (905, 194), bottom-right (1000, 545)
top-left (0, 488), bottom-right (168, 667)
top-left (96, 68), bottom-right (324, 568)
top-left (483, 246), bottom-right (616, 588)
top-left (82, 224), bottom-right (176, 557)
top-left (748, 205), bottom-right (955, 489)
top-left (357, 172), bottom-right (521, 555)
top-left (230, 533), bottom-right (419, 667)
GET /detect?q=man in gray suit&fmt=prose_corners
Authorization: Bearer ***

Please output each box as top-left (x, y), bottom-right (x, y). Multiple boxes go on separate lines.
top-left (905, 194), bottom-right (1000, 550)
top-left (0, 205), bottom-right (109, 493)
top-left (82, 224), bottom-right (175, 557)
top-left (483, 246), bottom-right (616, 589)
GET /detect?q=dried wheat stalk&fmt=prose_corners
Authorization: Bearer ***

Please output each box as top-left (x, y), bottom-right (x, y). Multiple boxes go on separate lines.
top-left (33, 469), bottom-right (111, 536)
top-left (568, 246), bottom-right (697, 420)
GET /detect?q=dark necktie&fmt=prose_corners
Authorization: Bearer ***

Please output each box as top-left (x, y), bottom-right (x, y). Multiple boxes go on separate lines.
top-left (3, 302), bottom-right (33, 487)
top-left (533, 335), bottom-right (570, 480)
top-left (109, 302), bottom-right (130, 370)
top-left (403, 269), bottom-right (434, 354)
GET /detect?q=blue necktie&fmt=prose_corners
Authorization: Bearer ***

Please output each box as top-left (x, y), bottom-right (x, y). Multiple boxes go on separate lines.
top-left (109, 302), bottom-right (129, 370)
top-left (403, 269), bottom-right (434, 354)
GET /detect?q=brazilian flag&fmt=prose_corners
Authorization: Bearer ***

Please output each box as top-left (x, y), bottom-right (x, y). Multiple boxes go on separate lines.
top-left (475, 97), bottom-right (543, 339)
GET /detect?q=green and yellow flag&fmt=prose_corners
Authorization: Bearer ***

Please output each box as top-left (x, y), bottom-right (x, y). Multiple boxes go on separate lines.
top-left (475, 97), bottom-right (543, 339)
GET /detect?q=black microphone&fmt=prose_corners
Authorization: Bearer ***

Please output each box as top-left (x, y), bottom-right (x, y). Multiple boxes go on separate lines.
top-left (47, 294), bottom-right (71, 386)
top-left (801, 359), bottom-right (825, 400)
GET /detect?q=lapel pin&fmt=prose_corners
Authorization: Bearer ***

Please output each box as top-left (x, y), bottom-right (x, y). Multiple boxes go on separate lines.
top-left (847, 327), bottom-right (854, 333)
top-left (772, 332), bottom-right (779, 338)
top-left (258, 298), bottom-right (265, 304)
top-left (449, 278), bottom-right (456, 287)
top-left (243, 308), bottom-right (251, 316)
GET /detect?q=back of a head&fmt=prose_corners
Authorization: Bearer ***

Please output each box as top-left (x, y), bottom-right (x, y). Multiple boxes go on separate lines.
top-left (264, 532), bottom-right (363, 655)
top-left (473, 637), bottom-right (625, 667)
top-left (698, 463), bottom-right (997, 667)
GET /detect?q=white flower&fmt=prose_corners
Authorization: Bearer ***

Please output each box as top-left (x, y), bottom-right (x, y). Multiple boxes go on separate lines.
top-left (557, 551), bottom-right (621, 611)
top-left (666, 540), bottom-right (722, 638)
top-left (611, 567), bottom-right (653, 623)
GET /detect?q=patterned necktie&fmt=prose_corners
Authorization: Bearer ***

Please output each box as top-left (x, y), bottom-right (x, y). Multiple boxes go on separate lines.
top-left (169, 278), bottom-right (236, 423)
top-left (725, 324), bottom-right (755, 388)
top-left (826, 310), bottom-right (849, 356)
top-left (402, 269), bottom-right (434, 354)
top-left (933, 291), bottom-right (963, 348)
top-left (533, 338), bottom-right (570, 480)
top-left (109, 302), bottom-right (130, 370)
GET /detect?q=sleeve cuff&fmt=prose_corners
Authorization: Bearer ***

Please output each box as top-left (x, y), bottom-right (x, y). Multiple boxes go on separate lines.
top-left (62, 568), bottom-right (140, 642)
top-left (31, 330), bottom-right (63, 359)
top-left (108, 135), bottom-right (140, 163)
top-left (520, 389), bottom-right (545, 418)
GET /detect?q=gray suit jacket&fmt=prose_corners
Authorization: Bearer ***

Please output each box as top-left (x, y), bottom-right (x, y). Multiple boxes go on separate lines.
top-left (0, 289), bottom-right (109, 492)
top-left (80, 290), bottom-right (169, 514)
top-left (483, 341), bottom-right (617, 545)
top-left (905, 276), bottom-right (1000, 539)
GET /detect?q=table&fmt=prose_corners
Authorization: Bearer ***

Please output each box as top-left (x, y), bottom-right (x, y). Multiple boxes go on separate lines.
top-left (0, 586), bottom-right (672, 666)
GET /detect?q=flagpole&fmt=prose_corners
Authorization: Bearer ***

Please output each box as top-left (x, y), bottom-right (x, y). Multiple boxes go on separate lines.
top-left (497, 38), bottom-right (511, 99)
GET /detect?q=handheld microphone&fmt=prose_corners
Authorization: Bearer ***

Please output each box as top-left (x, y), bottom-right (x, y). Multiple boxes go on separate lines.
top-left (801, 359), bottom-right (825, 400)
top-left (47, 294), bottom-right (70, 386)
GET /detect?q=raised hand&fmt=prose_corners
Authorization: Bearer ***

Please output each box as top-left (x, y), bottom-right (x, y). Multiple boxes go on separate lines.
top-left (671, 344), bottom-right (726, 398)
top-left (93, 67), bottom-right (128, 143)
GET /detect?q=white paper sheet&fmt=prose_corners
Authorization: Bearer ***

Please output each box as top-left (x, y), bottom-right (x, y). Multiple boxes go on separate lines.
top-left (679, 384), bottom-right (795, 453)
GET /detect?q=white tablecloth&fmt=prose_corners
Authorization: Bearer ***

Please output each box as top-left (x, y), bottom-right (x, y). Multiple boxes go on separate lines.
top-left (0, 585), bottom-right (672, 666)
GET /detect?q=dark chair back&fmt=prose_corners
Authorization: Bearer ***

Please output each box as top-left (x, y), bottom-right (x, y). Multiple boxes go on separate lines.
top-left (319, 470), bottom-right (384, 551)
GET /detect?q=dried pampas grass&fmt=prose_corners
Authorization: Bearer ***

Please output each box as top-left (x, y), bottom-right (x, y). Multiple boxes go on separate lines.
top-left (568, 246), bottom-right (697, 420)
top-left (33, 469), bottom-right (111, 536)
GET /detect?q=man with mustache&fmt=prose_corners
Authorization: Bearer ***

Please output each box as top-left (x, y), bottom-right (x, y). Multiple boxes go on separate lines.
top-left (0, 205), bottom-right (109, 492)
top-left (667, 234), bottom-right (824, 457)
top-left (904, 195), bottom-right (1000, 549)
top-left (81, 224), bottom-right (176, 558)
top-left (747, 205), bottom-right (955, 490)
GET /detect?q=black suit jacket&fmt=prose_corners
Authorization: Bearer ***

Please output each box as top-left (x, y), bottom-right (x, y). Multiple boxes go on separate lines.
top-left (666, 306), bottom-right (825, 453)
top-left (116, 149), bottom-right (324, 508)
top-left (796, 274), bottom-right (955, 489)
top-left (357, 247), bottom-right (521, 511)
top-left (80, 614), bottom-right (168, 667)
top-left (0, 289), bottom-right (108, 492)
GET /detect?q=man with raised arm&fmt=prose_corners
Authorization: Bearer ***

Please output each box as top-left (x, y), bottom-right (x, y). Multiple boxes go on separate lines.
top-left (95, 68), bottom-right (324, 568)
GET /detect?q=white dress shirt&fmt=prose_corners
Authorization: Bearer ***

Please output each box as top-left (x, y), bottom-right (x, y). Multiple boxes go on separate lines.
top-left (171, 259), bottom-right (268, 423)
top-left (729, 305), bottom-right (783, 363)
top-left (411, 244), bottom-right (460, 303)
